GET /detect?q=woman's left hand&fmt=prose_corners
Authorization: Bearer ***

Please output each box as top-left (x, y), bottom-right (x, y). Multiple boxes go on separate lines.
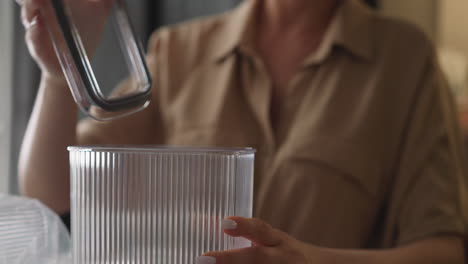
top-left (196, 217), bottom-right (316, 264)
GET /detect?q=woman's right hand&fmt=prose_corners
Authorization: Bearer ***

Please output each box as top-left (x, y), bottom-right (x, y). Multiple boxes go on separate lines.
top-left (18, 0), bottom-right (114, 81)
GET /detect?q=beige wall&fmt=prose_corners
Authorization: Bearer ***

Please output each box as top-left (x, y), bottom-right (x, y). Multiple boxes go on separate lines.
top-left (439, 0), bottom-right (468, 59)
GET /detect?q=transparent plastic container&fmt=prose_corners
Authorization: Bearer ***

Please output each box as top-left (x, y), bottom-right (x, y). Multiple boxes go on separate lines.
top-left (41, 0), bottom-right (152, 120)
top-left (68, 146), bottom-right (255, 264)
top-left (0, 194), bottom-right (71, 264)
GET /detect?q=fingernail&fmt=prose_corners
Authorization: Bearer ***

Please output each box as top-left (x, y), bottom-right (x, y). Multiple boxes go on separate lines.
top-left (196, 256), bottom-right (216, 264)
top-left (221, 219), bottom-right (238, 230)
top-left (27, 16), bottom-right (39, 29)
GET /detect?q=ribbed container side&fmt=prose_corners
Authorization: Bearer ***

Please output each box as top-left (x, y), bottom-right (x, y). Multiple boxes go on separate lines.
top-left (69, 148), bottom-right (254, 264)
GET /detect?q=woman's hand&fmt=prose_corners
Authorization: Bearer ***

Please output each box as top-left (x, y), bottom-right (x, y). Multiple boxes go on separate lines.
top-left (197, 217), bottom-right (317, 264)
top-left (196, 217), bottom-right (466, 264)
top-left (17, 0), bottom-right (113, 81)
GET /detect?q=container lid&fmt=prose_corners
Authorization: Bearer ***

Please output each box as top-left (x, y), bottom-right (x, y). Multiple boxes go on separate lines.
top-left (41, 0), bottom-right (152, 120)
top-left (68, 145), bottom-right (256, 155)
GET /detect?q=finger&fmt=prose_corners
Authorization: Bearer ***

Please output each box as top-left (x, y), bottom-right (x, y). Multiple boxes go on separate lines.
top-left (21, 0), bottom-right (41, 28)
top-left (20, 0), bottom-right (44, 28)
top-left (24, 15), bottom-right (50, 58)
top-left (24, 13), bottom-right (45, 43)
top-left (198, 246), bottom-right (278, 264)
top-left (221, 217), bottom-right (284, 247)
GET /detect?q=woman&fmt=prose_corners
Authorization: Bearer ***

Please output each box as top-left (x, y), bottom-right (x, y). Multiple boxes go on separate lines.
top-left (18, 0), bottom-right (467, 263)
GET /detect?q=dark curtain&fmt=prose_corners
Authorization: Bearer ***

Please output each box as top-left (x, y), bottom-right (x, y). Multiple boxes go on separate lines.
top-left (153, 0), bottom-right (240, 26)
top-left (10, 6), bottom-right (41, 193)
top-left (365, 0), bottom-right (379, 8)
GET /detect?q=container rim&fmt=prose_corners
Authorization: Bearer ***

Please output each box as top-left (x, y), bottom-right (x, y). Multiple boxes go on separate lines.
top-left (68, 145), bottom-right (256, 155)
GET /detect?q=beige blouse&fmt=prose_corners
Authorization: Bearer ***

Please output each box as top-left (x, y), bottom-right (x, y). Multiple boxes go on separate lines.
top-left (79, 0), bottom-right (468, 248)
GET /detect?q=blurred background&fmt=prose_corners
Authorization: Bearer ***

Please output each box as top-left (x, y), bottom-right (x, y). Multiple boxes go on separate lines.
top-left (0, 0), bottom-right (466, 194)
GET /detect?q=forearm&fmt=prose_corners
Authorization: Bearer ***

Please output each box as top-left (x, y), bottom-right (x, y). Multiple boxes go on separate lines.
top-left (313, 236), bottom-right (465, 264)
top-left (18, 75), bottom-right (78, 214)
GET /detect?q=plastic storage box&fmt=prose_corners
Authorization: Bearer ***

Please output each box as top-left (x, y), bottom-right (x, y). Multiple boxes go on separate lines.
top-left (69, 146), bottom-right (255, 264)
